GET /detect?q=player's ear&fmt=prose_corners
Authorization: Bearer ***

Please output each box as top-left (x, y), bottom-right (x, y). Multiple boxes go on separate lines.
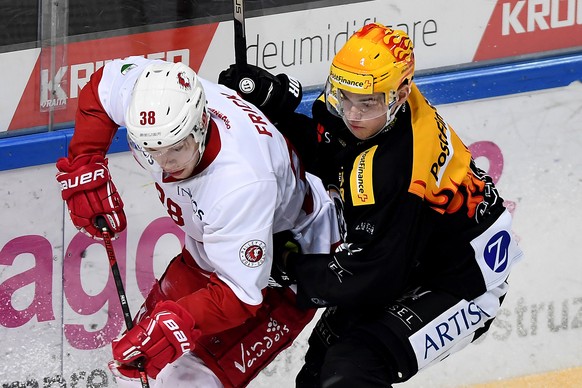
top-left (396, 83), bottom-right (411, 104)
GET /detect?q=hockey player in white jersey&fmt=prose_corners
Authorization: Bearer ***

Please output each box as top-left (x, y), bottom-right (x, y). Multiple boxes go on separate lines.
top-left (55, 57), bottom-right (340, 387)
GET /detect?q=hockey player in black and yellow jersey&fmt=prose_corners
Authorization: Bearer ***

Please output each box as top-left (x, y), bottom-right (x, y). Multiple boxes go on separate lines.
top-left (220, 22), bottom-right (523, 388)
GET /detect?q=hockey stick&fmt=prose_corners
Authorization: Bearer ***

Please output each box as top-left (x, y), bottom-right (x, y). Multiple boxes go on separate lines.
top-left (233, 0), bottom-right (247, 68)
top-left (96, 217), bottom-right (150, 388)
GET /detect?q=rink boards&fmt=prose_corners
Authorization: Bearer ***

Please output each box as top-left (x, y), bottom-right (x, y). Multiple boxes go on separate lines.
top-left (1, 56), bottom-right (582, 388)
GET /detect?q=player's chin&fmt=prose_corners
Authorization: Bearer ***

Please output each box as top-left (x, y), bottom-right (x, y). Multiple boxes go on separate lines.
top-left (167, 168), bottom-right (188, 179)
top-left (347, 123), bottom-right (370, 139)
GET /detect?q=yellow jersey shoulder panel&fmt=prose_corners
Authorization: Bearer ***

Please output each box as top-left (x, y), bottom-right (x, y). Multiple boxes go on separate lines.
top-left (407, 83), bottom-right (472, 213)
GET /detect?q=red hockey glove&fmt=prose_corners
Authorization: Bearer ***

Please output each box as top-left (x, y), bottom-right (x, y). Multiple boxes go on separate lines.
top-left (218, 63), bottom-right (302, 121)
top-left (56, 154), bottom-right (126, 239)
top-left (110, 300), bottom-right (201, 380)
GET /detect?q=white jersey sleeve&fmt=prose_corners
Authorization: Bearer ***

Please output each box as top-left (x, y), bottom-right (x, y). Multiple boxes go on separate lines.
top-left (201, 179), bottom-right (278, 304)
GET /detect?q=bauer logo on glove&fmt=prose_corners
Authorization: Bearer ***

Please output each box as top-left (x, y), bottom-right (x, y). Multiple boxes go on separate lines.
top-left (58, 167), bottom-right (106, 190)
top-left (56, 153), bottom-right (127, 240)
top-left (110, 300), bottom-right (201, 380)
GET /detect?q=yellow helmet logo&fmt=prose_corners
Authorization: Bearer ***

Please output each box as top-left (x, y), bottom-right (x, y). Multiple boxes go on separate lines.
top-left (329, 65), bottom-right (374, 94)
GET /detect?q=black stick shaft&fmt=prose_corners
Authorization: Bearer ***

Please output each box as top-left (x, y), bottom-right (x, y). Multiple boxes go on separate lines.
top-left (96, 217), bottom-right (150, 388)
top-left (233, 0), bottom-right (247, 68)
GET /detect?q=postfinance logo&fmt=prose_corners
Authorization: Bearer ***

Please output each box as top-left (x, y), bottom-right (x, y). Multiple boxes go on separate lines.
top-left (350, 145), bottom-right (377, 206)
top-left (330, 65), bottom-right (374, 94)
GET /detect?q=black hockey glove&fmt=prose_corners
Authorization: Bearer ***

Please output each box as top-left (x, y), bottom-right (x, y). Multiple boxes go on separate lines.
top-left (218, 64), bottom-right (302, 122)
top-left (268, 231), bottom-right (299, 288)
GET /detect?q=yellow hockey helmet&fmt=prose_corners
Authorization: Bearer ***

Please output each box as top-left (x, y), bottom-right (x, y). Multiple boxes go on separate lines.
top-left (330, 23), bottom-right (414, 98)
top-left (325, 23), bottom-right (415, 125)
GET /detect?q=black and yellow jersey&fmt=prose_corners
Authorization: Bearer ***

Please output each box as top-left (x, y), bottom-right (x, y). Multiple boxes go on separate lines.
top-left (292, 83), bottom-right (510, 309)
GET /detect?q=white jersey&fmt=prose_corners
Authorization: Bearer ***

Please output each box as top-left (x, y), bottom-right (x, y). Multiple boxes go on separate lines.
top-left (96, 57), bottom-right (339, 306)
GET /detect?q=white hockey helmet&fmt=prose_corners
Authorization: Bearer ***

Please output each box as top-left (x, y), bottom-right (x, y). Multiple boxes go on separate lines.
top-left (125, 61), bottom-right (209, 170)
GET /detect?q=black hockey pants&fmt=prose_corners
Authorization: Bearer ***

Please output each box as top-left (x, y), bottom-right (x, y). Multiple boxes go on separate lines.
top-left (295, 285), bottom-right (506, 388)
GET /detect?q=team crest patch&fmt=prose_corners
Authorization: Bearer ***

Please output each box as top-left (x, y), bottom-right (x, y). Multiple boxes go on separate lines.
top-left (239, 240), bottom-right (267, 268)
